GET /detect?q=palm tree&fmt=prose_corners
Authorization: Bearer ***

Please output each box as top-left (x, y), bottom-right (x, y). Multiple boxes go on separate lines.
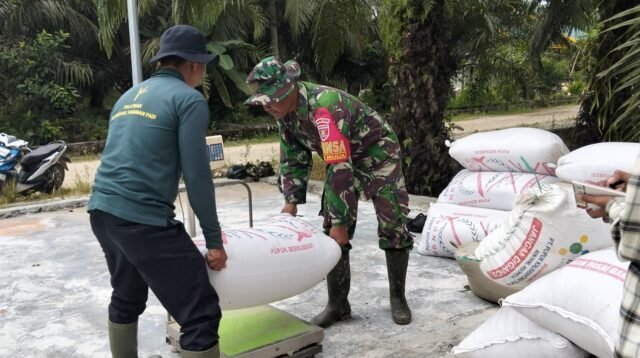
top-left (232, 0), bottom-right (377, 78)
top-left (528, 0), bottom-right (600, 76)
top-left (575, 1), bottom-right (640, 144)
top-left (94, 0), bottom-right (267, 106)
top-left (0, 0), bottom-right (96, 89)
top-left (378, 0), bottom-right (523, 196)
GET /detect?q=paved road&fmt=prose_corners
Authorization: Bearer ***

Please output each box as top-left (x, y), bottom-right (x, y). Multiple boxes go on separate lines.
top-left (63, 104), bottom-right (579, 189)
top-left (451, 104), bottom-right (578, 138)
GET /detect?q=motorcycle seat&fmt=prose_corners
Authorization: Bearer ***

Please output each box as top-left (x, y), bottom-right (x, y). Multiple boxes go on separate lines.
top-left (21, 142), bottom-right (65, 166)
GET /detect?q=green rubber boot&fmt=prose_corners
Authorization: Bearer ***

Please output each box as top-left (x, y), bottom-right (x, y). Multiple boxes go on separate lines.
top-left (180, 343), bottom-right (220, 358)
top-left (108, 320), bottom-right (138, 358)
top-left (310, 251), bottom-right (352, 328)
top-left (385, 250), bottom-right (412, 325)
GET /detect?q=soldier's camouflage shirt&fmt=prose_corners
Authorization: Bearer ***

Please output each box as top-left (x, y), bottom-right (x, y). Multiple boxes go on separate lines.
top-left (279, 81), bottom-right (403, 227)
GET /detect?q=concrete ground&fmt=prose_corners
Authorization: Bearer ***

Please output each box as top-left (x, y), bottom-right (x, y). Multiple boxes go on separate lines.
top-left (0, 181), bottom-right (496, 358)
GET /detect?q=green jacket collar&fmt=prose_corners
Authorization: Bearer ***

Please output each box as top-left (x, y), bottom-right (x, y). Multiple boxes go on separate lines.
top-left (152, 68), bottom-right (185, 82)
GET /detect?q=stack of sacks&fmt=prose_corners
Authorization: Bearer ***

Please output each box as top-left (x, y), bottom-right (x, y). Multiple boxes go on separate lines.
top-left (418, 128), bottom-right (567, 258)
top-left (554, 142), bottom-right (640, 185)
top-left (453, 249), bottom-right (627, 357)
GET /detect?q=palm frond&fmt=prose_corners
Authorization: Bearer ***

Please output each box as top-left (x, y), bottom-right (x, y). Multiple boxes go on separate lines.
top-left (528, 0), bottom-right (599, 74)
top-left (58, 60), bottom-right (95, 87)
top-left (94, 0), bottom-right (157, 56)
top-left (588, 4), bottom-right (640, 142)
top-left (312, 0), bottom-right (374, 74)
top-left (284, 0), bottom-right (317, 37)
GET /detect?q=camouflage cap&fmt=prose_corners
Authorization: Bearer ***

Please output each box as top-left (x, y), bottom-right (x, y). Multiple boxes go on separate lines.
top-left (244, 56), bottom-right (301, 106)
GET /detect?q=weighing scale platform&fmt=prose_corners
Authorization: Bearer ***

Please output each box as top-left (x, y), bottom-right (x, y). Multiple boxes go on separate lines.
top-left (167, 305), bottom-right (324, 357)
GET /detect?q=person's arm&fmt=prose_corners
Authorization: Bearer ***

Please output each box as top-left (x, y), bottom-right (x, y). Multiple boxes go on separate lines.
top-left (314, 103), bottom-right (357, 243)
top-left (278, 121), bottom-right (312, 207)
top-left (178, 99), bottom-right (227, 269)
top-left (615, 168), bottom-right (640, 263)
top-left (580, 168), bottom-right (640, 263)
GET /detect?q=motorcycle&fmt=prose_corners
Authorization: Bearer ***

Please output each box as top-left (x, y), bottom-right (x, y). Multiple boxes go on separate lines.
top-left (0, 133), bottom-right (70, 195)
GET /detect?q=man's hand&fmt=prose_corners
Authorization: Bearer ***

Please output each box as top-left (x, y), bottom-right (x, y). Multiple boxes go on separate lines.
top-left (578, 170), bottom-right (630, 221)
top-left (577, 194), bottom-right (611, 219)
top-left (206, 248), bottom-right (227, 271)
top-left (329, 225), bottom-right (349, 246)
top-left (281, 203), bottom-right (298, 216)
top-left (607, 170), bottom-right (630, 191)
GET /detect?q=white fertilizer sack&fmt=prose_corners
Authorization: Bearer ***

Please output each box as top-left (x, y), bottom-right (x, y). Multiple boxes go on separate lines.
top-left (192, 214), bottom-right (341, 310)
top-left (438, 169), bottom-right (559, 211)
top-left (555, 142), bottom-right (640, 185)
top-left (452, 306), bottom-right (588, 358)
top-left (448, 128), bottom-right (569, 175)
top-left (418, 203), bottom-right (508, 258)
top-left (502, 249), bottom-right (628, 358)
top-left (475, 184), bottom-right (612, 288)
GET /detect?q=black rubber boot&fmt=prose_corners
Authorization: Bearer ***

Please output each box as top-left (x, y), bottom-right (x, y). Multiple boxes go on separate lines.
top-left (180, 343), bottom-right (219, 358)
top-left (310, 251), bottom-right (352, 328)
top-left (385, 250), bottom-right (412, 325)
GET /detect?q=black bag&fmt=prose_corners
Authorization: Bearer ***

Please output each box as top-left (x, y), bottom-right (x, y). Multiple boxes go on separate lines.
top-left (226, 164), bottom-right (247, 179)
top-left (406, 213), bottom-right (427, 233)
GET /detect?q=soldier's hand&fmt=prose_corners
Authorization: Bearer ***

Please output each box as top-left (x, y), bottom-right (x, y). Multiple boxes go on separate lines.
top-left (281, 203), bottom-right (298, 216)
top-left (206, 248), bottom-right (227, 271)
top-left (329, 226), bottom-right (349, 246)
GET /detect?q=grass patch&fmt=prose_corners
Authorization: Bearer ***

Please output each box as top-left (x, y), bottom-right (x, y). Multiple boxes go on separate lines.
top-left (0, 171), bottom-right (92, 207)
top-left (69, 153), bottom-right (100, 162)
top-left (450, 107), bottom-right (539, 122)
top-left (225, 132), bottom-right (279, 147)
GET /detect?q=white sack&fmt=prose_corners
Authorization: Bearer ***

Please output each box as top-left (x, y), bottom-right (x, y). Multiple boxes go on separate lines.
top-left (418, 203), bottom-right (508, 258)
top-left (438, 169), bottom-right (559, 211)
top-left (502, 249), bottom-right (628, 358)
top-left (448, 128), bottom-right (568, 175)
top-left (455, 241), bottom-right (521, 304)
top-left (475, 184), bottom-right (612, 288)
top-left (555, 142), bottom-right (640, 185)
top-left (192, 214), bottom-right (341, 310)
top-left (451, 306), bottom-right (589, 358)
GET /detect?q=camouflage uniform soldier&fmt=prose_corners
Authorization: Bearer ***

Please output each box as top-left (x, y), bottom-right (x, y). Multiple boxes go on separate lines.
top-left (245, 56), bottom-right (413, 326)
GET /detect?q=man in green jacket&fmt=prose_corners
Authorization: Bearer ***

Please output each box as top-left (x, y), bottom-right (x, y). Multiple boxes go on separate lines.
top-left (89, 25), bottom-right (225, 358)
top-left (245, 56), bottom-right (413, 327)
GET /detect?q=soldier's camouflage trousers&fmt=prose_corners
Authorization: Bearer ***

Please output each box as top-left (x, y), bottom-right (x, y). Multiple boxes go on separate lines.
top-left (321, 158), bottom-right (414, 252)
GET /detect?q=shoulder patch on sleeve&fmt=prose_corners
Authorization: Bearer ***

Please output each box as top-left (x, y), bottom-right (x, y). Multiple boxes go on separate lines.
top-left (313, 108), bottom-right (351, 164)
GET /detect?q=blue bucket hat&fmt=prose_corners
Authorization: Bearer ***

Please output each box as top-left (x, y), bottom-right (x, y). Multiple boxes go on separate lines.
top-left (150, 25), bottom-right (218, 64)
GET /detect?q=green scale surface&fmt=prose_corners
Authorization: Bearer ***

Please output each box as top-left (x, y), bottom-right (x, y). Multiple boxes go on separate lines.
top-left (219, 305), bottom-right (315, 356)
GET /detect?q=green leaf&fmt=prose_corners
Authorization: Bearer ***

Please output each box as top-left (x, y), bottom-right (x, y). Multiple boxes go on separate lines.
top-left (218, 54), bottom-right (234, 70)
top-left (207, 43), bottom-right (227, 56)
